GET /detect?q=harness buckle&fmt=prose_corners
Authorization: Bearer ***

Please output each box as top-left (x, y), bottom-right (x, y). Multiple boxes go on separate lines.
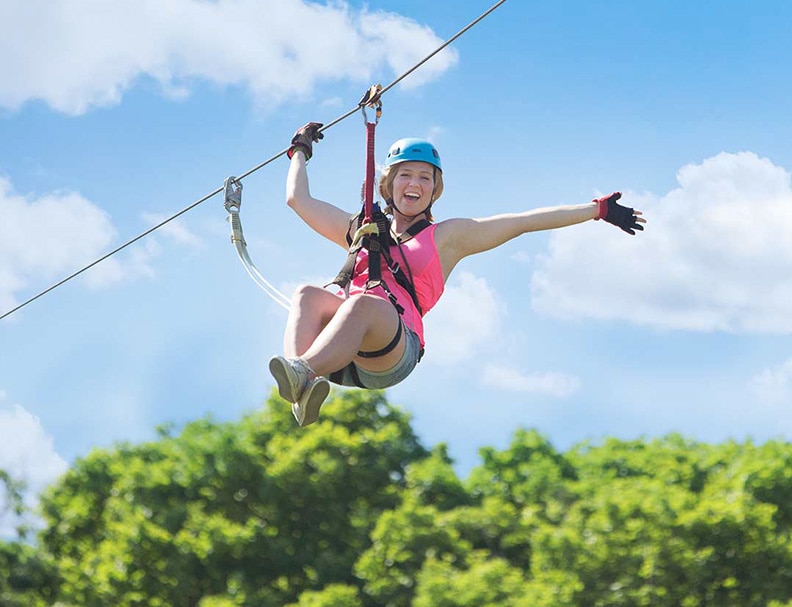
top-left (350, 222), bottom-right (379, 249)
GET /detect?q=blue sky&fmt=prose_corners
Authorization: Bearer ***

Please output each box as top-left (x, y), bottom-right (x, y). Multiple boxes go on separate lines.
top-left (2, 0), bottom-right (792, 528)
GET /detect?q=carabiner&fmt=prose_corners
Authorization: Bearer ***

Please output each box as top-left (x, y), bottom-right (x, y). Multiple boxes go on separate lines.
top-left (223, 176), bottom-right (243, 212)
top-left (359, 84), bottom-right (383, 125)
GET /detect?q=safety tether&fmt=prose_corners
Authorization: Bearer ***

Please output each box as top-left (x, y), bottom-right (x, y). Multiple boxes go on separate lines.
top-left (343, 84), bottom-right (383, 253)
top-left (360, 85), bottom-right (382, 224)
top-left (354, 86), bottom-right (391, 298)
top-left (223, 177), bottom-right (291, 310)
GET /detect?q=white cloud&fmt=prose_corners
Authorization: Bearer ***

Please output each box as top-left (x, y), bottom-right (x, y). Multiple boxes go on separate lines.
top-left (751, 359), bottom-right (792, 405)
top-left (532, 152), bottom-right (792, 333)
top-left (142, 213), bottom-right (203, 249)
top-left (511, 251), bottom-right (533, 264)
top-left (425, 271), bottom-right (501, 365)
top-left (83, 239), bottom-right (159, 288)
top-left (0, 176), bottom-right (156, 312)
top-left (426, 126), bottom-right (445, 144)
top-left (0, 400), bottom-right (68, 536)
top-left (482, 364), bottom-right (581, 397)
top-left (0, 0), bottom-right (458, 116)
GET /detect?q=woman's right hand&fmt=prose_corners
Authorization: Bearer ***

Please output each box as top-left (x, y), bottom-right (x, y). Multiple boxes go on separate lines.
top-left (288, 122), bottom-right (324, 160)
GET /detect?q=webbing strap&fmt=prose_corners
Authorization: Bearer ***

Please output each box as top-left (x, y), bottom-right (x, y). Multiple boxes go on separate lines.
top-left (360, 104), bottom-right (385, 299)
top-left (364, 122), bottom-right (377, 223)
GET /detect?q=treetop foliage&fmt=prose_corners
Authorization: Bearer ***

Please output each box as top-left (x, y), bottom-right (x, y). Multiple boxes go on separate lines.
top-left (3, 389), bottom-right (792, 606)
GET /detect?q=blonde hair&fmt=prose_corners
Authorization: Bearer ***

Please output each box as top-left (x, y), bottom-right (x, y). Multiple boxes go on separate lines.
top-left (379, 164), bottom-right (444, 222)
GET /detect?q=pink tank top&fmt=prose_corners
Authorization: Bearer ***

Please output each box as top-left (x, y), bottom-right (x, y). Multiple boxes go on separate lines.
top-left (343, 223), bottom-right (444, 347)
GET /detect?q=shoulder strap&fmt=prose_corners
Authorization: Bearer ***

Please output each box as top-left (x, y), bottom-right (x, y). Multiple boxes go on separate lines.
top-left (401, 218), bottom-right (431, 241)
top-left (344, 212), bottom-right (360, 247)
top-left (383, 218), bottom-right (432, 316)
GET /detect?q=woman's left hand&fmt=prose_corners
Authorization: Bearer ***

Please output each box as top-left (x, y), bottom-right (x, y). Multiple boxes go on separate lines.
top-left (594, 192), bottom-right (646, 235)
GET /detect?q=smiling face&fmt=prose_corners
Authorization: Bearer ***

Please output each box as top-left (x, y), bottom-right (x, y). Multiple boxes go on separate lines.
top-left (391, 161), bottom-right (436, 214)
top-left (379, 159), bottom-right (444, 222)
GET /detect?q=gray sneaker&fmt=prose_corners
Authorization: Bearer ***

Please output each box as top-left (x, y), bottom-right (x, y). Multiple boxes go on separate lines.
top-left (269, 356), bottom-right (310, 402)
top-left (268, 356), bottom-right (330, 426)
top-left (292, 376), bottom-right (330, 427)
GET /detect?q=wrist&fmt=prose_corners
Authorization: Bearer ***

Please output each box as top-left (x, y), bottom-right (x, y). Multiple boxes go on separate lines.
top-left (288, 145), bottom-right (310, 161)
top-left (594, 198), bottom-right (607, 220)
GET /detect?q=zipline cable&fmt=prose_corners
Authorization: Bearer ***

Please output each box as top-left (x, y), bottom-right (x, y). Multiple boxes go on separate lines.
top-left (0, 0), bottom-right (508, 322)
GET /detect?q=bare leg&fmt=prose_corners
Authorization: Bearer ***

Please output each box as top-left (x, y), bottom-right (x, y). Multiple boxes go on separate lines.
top-left (282, 285), bottom-right (405, 377)
top-left (283, 285), bottom-right (345, 358)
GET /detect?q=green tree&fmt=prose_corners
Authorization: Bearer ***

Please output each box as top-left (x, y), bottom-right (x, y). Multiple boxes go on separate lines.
top-left (355, 495), bottom-right (469, 607)
top-left (285, 583), bottom-right (362, 607)
top-left (413, 550), bottom-right (529, 607)
top-left (530, 435), bottom-right (792, 607)
top-left (1, 469), bottom-right (26, 537)
top-left (403, 444), bottom-right (470, 512)
top-left (10, 395), bottom-right (792, 607)
top-left (467, 429), bottom-right (578, 517)
top-left (0, 470), bottom-right (59, 606)
top-left (355, 442), bottom-right (534, 606)
top-left (0, 539), bottom-right (59, 607)
top-left (38, 390), bottom-right (427, 607)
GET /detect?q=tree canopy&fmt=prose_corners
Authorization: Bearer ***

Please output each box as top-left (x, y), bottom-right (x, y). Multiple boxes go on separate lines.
top-left (3, 390), bottom-right (792, 606)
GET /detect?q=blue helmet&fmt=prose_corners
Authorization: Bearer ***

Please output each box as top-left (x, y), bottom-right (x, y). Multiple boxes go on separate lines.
top-left (384, 138), bottom-right (442, 171)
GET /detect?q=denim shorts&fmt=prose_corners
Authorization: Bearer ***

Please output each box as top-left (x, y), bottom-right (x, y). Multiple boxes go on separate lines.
top-left (329, 324), bottom-right (422, 389)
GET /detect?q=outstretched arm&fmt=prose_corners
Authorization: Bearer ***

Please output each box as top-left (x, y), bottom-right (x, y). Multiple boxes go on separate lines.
top-left (435, 193), bottom-right (645, 276)
top-left (285, 123), bottom-right (352, 249)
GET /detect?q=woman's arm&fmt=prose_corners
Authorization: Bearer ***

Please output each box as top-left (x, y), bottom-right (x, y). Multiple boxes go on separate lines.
top-left (435, 202), bottom-right (599, 276)
top-left (286, 150), bottom-right (353, 249)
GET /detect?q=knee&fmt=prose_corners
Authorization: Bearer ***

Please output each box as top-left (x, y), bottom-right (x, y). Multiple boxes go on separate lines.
top-left (290, 285), bottom-right (344, 320)
top-left (290, 284), bottom-right (325, 307)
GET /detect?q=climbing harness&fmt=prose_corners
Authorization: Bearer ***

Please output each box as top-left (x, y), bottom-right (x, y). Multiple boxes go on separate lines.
top-left (223, 177), bottom-right (291, 310)
top-left (0, 0), bottom-right (508, 322)
top-left (327, 86), bottom-right (430, 317)
top-left (328, 207), bottom-right (430, 319)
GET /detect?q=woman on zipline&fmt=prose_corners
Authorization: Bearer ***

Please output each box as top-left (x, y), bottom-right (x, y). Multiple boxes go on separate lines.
top-left (269, 122), bottom-right (646, 426)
